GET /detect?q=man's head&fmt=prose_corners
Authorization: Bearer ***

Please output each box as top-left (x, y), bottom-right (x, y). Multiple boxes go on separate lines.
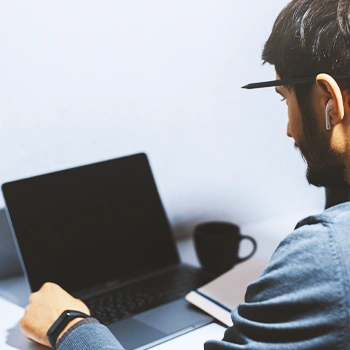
top-left (262, 0), bottom-right (350, 188)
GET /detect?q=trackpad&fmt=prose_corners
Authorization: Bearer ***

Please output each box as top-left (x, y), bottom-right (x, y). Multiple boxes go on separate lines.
top-left (108, 318), bottom-right (166, 349)
top-left (108, 299), bottom-right (212, 349)
top-left (134, 299), bottom-right (212, 334)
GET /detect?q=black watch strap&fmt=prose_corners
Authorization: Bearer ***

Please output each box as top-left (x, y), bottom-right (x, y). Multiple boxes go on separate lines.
top-left (47, 310), bottom-right (91, 349)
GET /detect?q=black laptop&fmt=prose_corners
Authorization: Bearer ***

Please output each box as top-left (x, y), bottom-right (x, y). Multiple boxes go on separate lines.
top-left (2, 153), bottom-right (213, 349)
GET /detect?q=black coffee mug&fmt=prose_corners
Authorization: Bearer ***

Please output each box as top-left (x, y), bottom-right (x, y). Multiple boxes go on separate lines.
top-left (193, 222), bottom-right (257, 275)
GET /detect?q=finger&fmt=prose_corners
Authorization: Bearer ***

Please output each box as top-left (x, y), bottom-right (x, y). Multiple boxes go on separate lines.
top-left (29, 291), bottom-right (38, 304)
top-left (41, 281), bottom-right (56, 291)
top-left (20, 306), bottom-right (37, 338)
top-left (75, 298), bottom-right (91, 315)
top-left (20, 316), bottom-right (50, 347)
top-left (20, 313), bottom-right (33, 339)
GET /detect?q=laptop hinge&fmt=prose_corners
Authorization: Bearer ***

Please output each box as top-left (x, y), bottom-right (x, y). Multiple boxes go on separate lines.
top-left (75, 263), bottom-right (182, 300)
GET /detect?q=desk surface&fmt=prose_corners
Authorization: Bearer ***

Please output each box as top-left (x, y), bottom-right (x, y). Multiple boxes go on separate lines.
top-left (0, 212), bottom-right (310, 349)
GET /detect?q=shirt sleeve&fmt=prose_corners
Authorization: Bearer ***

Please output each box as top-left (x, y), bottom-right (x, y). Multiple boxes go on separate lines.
top-left (204, 220), bottom-right (349, 349)
top-left (57, 321), bottom-right (125, 350)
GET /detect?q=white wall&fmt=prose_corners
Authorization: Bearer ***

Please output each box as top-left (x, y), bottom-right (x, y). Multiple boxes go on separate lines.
top-left (0, 0), bottom-right (324, 239)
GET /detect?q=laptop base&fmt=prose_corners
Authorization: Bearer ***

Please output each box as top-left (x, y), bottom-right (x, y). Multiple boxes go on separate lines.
top-left (108, 298), bottom-right (213, 349)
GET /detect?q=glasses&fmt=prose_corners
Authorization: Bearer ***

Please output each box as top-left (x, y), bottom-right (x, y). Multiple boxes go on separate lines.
top-left (241, 75), bottom-right (350, 89)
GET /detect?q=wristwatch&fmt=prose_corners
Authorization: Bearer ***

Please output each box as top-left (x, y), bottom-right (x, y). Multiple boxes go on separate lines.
top-left (47, 310), bottom-right (91, 349)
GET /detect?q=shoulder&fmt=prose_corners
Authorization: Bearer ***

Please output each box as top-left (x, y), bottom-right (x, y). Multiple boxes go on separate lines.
top-left (274, 201), bottom-right (350, 272)
top-left (207, 205), bottom-right (350, 349)
top-left (295, 201), bottom-right (350, 231)
top-left (229, 204), bottom-right (350, 346)
top-left (248, 203), bottom-right (350, 303)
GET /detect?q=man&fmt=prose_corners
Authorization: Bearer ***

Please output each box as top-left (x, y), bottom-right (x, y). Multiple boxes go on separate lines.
top-left (20, 0), bottom-right (350, 348)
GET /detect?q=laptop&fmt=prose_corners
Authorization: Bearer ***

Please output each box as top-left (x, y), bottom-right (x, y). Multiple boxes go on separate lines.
top-left (2, 153), bottom-right (214, 349)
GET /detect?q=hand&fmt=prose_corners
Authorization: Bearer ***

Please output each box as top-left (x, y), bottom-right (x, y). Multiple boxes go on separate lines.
top-left (20, 282), bottom-right (90, 348)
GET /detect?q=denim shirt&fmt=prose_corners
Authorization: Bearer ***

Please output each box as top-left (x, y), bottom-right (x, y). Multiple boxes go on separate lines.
top-left (59, 203), bottom-right (350, 350)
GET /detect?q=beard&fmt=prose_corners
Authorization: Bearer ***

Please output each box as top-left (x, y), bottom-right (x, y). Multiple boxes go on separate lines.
top-left (295, 141), bottom-right (345, 188)
top-left (296, 103), bottom-right (346, 189)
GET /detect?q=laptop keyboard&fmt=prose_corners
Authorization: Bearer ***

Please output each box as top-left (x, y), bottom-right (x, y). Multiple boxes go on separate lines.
top-left (84, 265), bottom-right (211, 325)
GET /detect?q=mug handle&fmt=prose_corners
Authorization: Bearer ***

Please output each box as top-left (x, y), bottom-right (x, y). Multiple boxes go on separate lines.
top-left (236, 235), bottom-right (257, 263)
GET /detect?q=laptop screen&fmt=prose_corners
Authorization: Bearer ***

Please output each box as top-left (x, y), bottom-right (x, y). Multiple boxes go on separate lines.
top-left (2, 153), bottom-right (179, 293)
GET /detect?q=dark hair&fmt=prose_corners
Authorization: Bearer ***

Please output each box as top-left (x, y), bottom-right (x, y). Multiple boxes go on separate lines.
top-left (262, 0), bottom-right (350, 104)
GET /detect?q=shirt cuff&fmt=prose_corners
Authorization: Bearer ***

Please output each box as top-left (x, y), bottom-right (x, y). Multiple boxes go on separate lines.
top-left (56, 317), bottom-right (100, 348)
top-left (56, 322), bottom-right (125, 350)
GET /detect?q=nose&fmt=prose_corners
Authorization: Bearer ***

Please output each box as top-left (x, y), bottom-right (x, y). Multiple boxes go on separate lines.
top-left (286, 122), bottom-right (292, 138)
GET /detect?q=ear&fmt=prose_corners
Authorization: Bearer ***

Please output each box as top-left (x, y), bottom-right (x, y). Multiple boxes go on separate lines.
top-left (316, 74), bottom-right (345, 127)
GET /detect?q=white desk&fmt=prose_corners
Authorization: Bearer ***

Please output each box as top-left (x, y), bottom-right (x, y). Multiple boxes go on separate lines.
top-left (0, 212), bottom-right (315, 349)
